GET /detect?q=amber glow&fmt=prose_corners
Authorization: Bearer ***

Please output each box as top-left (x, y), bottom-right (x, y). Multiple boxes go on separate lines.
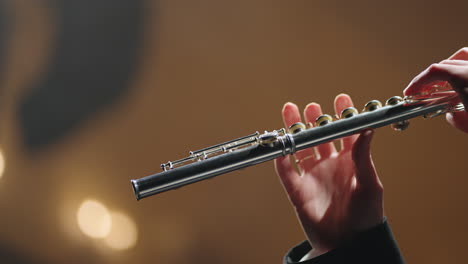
top-left (0, 149), bottom-right (5, 179)
top-left (104, 212), bottom-right (138, 250)
top-left (76, 200), bottom-right (112, 238)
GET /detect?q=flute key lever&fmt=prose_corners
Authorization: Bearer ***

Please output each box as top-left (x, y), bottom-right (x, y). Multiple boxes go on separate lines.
top-left (131, 95), bottom-right (465, 200)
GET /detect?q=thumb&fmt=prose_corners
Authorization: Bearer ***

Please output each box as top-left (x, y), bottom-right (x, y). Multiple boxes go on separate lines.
top-left (274, 156), bottom-right (300, 194)
top-left (352, 129), bottom-right (381, 189)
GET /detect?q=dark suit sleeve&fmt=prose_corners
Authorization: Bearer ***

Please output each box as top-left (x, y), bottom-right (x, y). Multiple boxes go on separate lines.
top-left (284, 220), bottom-right (405, 264)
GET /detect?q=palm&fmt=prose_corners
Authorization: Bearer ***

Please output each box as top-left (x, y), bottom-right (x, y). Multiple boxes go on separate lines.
top-left (275, 94), bottom-right (383, 254)
top-left (298, 152), bottom-right (355, 224)
top-left (291, 151), bottom-right (381, 250)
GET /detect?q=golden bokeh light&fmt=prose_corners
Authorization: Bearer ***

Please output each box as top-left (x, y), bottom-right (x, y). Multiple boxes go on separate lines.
top-left (77, 200), bottom-right (112, 239)
top-left (104, 212), bottom-right (138, 250)
top-left (0, 149), bottom-right (5, 178)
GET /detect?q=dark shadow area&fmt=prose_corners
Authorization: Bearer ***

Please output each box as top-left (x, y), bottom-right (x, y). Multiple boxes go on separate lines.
top-left (0, 243), bottom-right (46, 264)
top-left (17, 0), bottom-right (145, 151)
top-left (0, 1), bottom-right (7, 95)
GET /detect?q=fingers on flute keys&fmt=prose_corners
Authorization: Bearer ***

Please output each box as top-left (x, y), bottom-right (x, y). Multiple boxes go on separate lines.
top-left (441, 48), bottom-right (468, 133)
top-left (404, 47), bottom-right (468, 98)
top-left (282, 103), bottom-right (316, 170)
top-left (304, 103), bottom-right (337, 159)
top-left (283, 95), bottom-right (358, 168)
top-left (404, 63), bottom-right (468, 96)
top-left (403, 48), bottom-right (468, 133)
top-left (334, 94), bottom-right (359, 151)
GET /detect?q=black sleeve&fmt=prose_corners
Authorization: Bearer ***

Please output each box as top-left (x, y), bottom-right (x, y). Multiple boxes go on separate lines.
top-left (284, 220), bottom-right (405, 264)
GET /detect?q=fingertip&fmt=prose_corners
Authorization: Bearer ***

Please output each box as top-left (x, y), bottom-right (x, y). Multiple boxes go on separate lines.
top-left (335, 93), bottom-right (351, 102)
top-left (403, 85), bottom-right (413, 96)
top-left (304, 102), bottom-right (321, 113)
top-left (304, 102), bottom-right (323, 125)
top-left (282, 102), bottom-right (299, 120)
top-left (282, 102), bottom-right (298, 113)
top-left (403, 74), bottom-right (422, 96)
top-left (282, 102), bottom-right (302, 127)
top-left (334, 93), bottom-right (352, 104)
top-left (334, 93), bottom-right (354, 115)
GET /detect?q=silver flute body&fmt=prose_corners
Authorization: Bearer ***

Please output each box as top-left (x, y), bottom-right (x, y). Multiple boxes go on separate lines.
top-left (131, 97), bottom-right (462, 200)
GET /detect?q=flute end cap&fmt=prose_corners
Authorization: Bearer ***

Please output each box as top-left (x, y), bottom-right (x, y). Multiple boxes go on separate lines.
top-left (130, 179), bottom-right (141, 201)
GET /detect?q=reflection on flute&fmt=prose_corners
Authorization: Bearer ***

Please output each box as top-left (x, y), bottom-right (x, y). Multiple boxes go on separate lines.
top-left (131, 96), bottom-right (464, 200)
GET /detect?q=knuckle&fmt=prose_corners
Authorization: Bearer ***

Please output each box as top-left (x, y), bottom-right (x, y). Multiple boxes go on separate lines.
top-left (427, 63), bottom-right (445, 74)
top-left (428, 63), bottom-right (439, 72)
top-left (460, 47), bottom-right (468, 55)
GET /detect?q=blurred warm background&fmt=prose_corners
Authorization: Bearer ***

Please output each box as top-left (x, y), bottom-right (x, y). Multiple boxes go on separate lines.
top-left (1, 0), bottom-right (467, 263)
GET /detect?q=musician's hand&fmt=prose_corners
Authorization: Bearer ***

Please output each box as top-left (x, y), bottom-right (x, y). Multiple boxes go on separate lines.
top-left (404, 47), bottom-right (468, 133)
top-left (274, 94), bottom-right (384, 257)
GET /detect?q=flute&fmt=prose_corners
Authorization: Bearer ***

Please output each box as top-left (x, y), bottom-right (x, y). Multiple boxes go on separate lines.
top-left (131, 95), bottom-right (464, 200)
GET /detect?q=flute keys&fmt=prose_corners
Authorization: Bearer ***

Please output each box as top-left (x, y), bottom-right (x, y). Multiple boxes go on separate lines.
top-left (315, 114), bottom-right (333, 126)
top-left (363, 100), bottom-right (382, 112)
top-left (385, 96), bottom-right (409, 131)
top-left (288, 122), bottom-right (307, 134)
top-left (340, 107), bottom-right (358, 119)
top-left (385, 96), bottom-right (403, 106)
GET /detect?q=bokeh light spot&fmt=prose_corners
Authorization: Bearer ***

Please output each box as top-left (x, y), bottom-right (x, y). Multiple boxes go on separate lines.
top-left (104, 212), bottom-right (138, 250)
top-left (77, 200), bottom-right (112, 238)
top-left (0, 149), bottom-right (5, 178)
